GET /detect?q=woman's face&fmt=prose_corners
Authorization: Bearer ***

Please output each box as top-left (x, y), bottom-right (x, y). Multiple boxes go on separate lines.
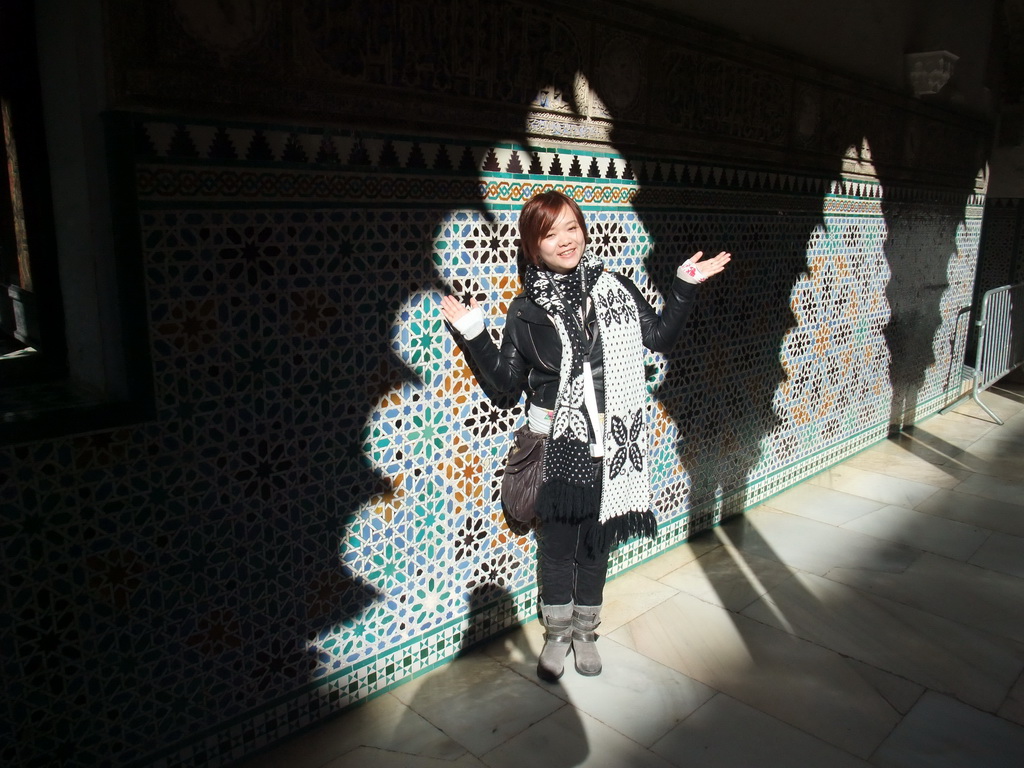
top-left (536, 205), bottom-right (586, 273)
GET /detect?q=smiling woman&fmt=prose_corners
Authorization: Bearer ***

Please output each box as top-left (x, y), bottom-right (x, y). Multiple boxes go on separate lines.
top-left (441, 188), bottom-right (731, 682)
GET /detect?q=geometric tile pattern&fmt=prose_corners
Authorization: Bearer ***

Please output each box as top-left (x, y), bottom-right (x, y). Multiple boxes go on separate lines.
top-left (0, 116), bottom-right (983, 768)
top-left (976, 198), bottom-right (1024, 293)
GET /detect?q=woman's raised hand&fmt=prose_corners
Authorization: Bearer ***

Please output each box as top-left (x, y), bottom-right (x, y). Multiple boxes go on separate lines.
top-left (440, 295), bottom-right (480, 325)
top-left (688, 250), bottom-right (732, 280)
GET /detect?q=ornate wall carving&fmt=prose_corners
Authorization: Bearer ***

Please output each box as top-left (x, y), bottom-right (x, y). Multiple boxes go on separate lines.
top-left (106, 0), bottom-right (989, 183)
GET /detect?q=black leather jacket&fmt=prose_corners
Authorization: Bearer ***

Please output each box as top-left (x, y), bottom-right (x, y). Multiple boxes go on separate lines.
top-left (464, 273), bottom-right (698, 410)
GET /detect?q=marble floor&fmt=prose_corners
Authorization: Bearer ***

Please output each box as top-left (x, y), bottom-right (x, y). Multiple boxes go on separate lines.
top-left (236, 379), bottom-right (1024, 768)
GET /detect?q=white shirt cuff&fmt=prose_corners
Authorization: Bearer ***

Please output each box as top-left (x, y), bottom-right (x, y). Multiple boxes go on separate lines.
top-left (677, 259), bottom-right (707, 284)
top-left (452, 306), bottom-right (485, 339)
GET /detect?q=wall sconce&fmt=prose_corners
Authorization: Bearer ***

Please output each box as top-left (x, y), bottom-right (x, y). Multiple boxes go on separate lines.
top-left (905, 50), bottom-right (959, 97)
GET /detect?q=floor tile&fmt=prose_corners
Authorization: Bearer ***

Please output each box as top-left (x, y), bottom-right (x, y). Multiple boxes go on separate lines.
top-left (602, 569), bottom-right (681, 633)
top-left (826, 552), bottom-right (1024, 644)
top-left (809, 465), bottom-right (940, 508)
top-left (839, 504), bottom-right (990, 561)
top-left (390, 647), bottom-right (565, 757)
top-left (1000, 672), bottom-right (1024, 727)
top-left (482, 612), bottom-right (717, 749)
top-left (652, 693), bottom-right (872, 768)
top-left (323, 747), bottom-right (486, 768)
top-left (1002, 406), bottom-right (1024, 427)
top-left (885, 425), bottom-right (980, 466)
top-left (626, 531), bottom-right (721, 582)
top-left (988, 381), bottom-right (1024, 406)
top-left (969, 531), bottom-right (1024, 579)
top-left (235, 692), bottom-right (465, 768)
top-left (843, 445), bottom-right (972, 488)
top-left (658, 541), bottom-right (796, 612)
top-left (946, 434), bottom-right (1024, 479)
top-left (901, 412), bottom-right (998, 449)
top-left (913, 488), bottom-right (1024, 536)
top-left (480, 622), bottom-right (542, 670)
top-left (609, 591), bottom-right (902, 757)
top-left (954, 472), bottom-right (1024, 506)
top-left (481, 618), bottom-right (568, 686)
top-left (872, 692), bottom-right (1024, 768)
top-left (842, 656), bottom-right (925, 715)
top-left (958, 418), bottom-right (1024, 452)
top-left (949, 390), bottom-right (1024, 425)
top-left (760, 483), bottom-right (884, 525)
top-left (550, 638), bottom-right (716, 748)
top-left (742, 571), bottom-right (1021, 711)
top-left (722, 507), bottom-right (921, 577)
top-left (482, 707), bottom-right (676, 768)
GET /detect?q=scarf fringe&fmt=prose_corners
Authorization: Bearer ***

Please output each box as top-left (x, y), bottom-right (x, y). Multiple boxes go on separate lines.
top-left (587, 510), bottom-right (658, 553)
top-left (536, 478), bottom-right (601, 525)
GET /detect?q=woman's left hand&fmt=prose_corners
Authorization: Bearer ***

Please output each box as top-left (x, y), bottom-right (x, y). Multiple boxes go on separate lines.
top-left (686, 251), bottom-right (731, 280)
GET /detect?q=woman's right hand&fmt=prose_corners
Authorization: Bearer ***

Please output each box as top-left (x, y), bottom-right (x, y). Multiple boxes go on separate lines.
top-left (440, 295), bottom-right (479, 325)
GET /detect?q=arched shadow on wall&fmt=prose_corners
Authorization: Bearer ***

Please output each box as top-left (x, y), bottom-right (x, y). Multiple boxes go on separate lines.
top-left (633, 196), bottom-right (810, 528)
top-left (288, 0), bottom-right (584, 726)
top-left (129, 28), bottom-right (581, 734)
top-left (872, 153), bottom-right (986, 433)
top-left (176, 205), bottom-right (463, 720)
top-left (623, 180), bottom-right (815, 660)
top-left (603, 90), bottom-right (986, 660)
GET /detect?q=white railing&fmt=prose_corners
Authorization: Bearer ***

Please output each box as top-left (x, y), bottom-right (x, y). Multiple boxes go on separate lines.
top-left (944, 282), bottom-right (1024, 425)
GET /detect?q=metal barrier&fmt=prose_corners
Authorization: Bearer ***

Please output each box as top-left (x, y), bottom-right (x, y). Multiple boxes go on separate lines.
top-left (943, 281), bottom-right (1024, 425)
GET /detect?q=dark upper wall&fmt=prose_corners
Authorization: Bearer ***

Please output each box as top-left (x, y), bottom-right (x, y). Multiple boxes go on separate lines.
top-left (989, 0), bottom-right (1024, 196)
top-left (100, 0), bottom-right (990, 187)
top-left (629, 0), bottom-right (997, 115)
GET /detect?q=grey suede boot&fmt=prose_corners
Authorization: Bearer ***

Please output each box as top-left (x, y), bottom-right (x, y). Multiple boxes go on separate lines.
top-left (571, 604), bottom-right (602, 676)
top-left (537, 602), bottom-right (574, 682)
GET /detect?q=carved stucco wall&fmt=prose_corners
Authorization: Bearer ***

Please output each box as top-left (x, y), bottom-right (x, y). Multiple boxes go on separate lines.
top-left (634, 0), bottom-right (996, 114)
top-left (105, 0), bottom-right (988, 181)
top-left (1, 2), bottom-right (992, 767)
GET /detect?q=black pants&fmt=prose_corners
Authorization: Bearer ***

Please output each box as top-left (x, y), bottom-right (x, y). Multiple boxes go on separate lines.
top-left (537, 515), bottom-right (610, 606)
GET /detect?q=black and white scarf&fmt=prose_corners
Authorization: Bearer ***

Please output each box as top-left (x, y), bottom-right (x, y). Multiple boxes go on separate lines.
top-left (525, 248), bottom-right (657, 550)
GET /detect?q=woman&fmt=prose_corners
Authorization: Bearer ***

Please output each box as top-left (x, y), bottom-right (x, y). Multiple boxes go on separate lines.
top-left (441, 190), bottom-right (730, 682)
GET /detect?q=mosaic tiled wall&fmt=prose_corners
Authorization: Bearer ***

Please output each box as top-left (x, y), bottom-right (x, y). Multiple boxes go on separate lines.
top-left (0, 112), bottom-right (985, 768)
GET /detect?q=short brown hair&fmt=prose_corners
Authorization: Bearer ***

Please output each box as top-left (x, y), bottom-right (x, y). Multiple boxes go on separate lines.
top-left (517, 190), bottom-right (589, 267)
